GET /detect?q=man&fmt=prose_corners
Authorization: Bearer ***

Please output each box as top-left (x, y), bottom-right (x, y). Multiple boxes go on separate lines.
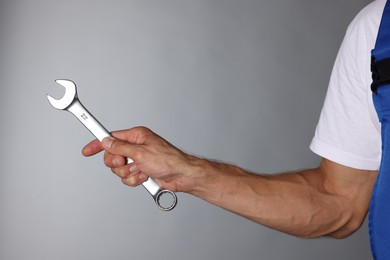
top-left (82, 0), bottom-right (384, 240)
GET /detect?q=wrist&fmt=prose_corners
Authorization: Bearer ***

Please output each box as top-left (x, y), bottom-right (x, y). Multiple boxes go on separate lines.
top-left (177, 156), bottom-right (254, 212)
top-left (176, 155), bottom-right (211, 194)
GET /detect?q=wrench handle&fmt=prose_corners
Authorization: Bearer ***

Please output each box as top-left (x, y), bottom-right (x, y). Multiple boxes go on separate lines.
top-left (68, 99), bottom-right (111, 142)
top-left (67, 99), bottom-right (177, 211)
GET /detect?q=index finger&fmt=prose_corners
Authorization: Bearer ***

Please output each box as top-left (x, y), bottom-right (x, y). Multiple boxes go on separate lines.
top-left (82, 139), bottom-right (104, 156)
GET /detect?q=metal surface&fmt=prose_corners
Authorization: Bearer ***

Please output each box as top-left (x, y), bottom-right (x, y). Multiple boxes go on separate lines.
top-left (47, 79), bottom-right (177, 211)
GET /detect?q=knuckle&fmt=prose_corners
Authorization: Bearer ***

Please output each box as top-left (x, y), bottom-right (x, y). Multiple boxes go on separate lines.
top-left (132, 126), bottom-right (154, 143)
top-left (132, 146), bottom-right (145, 161)
top-left (134, 126), bottom-right (151, 133)
top-left (112, 167), bottom-right (128, 178)
top-left (121, 176), bottom-right (139, 187)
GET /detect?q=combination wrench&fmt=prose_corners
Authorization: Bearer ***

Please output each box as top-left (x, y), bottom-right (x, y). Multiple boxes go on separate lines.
top-left (47, 79), bottom-right (177, 211)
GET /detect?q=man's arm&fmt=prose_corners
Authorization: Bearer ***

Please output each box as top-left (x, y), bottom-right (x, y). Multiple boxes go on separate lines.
top-left (82, 127), bottom-right (377, 239)
top-left (187, 158), bottom-right (376, 238)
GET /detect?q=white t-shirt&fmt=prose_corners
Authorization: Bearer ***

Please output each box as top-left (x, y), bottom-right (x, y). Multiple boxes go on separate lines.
top-left (310, 0), bottom-right (386, 170)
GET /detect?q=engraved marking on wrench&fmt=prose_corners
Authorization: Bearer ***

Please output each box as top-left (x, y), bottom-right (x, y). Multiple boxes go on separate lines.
top-left (81, 113), bottom-right (88, 120)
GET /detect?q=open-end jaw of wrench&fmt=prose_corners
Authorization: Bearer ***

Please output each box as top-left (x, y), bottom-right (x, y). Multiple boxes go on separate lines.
top-left (47, 79), bottom-right (177, 211)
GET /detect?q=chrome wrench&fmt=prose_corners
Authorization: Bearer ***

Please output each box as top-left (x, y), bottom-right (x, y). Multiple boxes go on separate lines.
top-left (47, 79), bottom-right (177, 211)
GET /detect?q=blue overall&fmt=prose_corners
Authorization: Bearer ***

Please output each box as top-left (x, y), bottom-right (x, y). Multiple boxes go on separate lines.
top-left (369, 0), bottom-right (390, 258)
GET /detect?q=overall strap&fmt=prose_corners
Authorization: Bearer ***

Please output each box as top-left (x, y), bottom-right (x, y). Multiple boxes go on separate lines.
top-left (371, 0), bottom-right (390, 95)
top-left (369, 1), bottom-right (390, 259)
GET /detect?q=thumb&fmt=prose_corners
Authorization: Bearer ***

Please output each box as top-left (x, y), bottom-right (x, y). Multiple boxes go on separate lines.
top-left (102, 136), bottom-right (133, 158)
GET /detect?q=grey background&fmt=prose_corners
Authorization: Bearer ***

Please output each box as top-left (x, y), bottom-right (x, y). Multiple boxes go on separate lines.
top-left (0, 0), bottom-right (374, 259)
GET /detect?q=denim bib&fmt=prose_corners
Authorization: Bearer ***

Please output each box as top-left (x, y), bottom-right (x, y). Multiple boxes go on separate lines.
top-left (369, 1), bottom-right (390, 258)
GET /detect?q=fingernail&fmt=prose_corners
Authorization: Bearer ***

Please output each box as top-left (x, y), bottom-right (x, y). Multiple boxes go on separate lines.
top-left (129, 165), bottom-right (139, 173)
top-left (113, 157), bottom-right (122, 166)
top-left (102, 137), bottom-right (114, 149)
top-left (139, 173), bottom-right (147, 180)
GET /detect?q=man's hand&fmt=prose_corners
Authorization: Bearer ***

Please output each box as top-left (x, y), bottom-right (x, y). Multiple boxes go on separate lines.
top-left (82, 126), bottom-right (194, 192)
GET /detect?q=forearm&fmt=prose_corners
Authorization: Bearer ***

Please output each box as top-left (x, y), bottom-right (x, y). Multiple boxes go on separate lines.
top-left (178, 157), bottom-right (359, 238)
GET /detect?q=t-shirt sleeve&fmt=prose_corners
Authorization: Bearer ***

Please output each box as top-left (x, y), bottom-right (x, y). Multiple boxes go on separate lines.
top-left (310, 3), bottom-right (382, 170)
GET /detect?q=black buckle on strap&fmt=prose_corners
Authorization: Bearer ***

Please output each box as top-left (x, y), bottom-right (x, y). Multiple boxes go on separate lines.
top-left (371, 56), bottom-right (390, 94)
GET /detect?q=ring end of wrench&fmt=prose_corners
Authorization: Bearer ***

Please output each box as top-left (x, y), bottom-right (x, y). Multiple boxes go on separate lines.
top-left (155, 190), bottom-right (178, 211)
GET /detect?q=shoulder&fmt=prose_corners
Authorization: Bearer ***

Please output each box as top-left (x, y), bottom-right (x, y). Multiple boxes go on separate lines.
top-left (336, 0), bottom-right (385, 90)
top-left (355, 0), bottom-right (385, 21)
top-left (346, 0), bottom-right (385, 37)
